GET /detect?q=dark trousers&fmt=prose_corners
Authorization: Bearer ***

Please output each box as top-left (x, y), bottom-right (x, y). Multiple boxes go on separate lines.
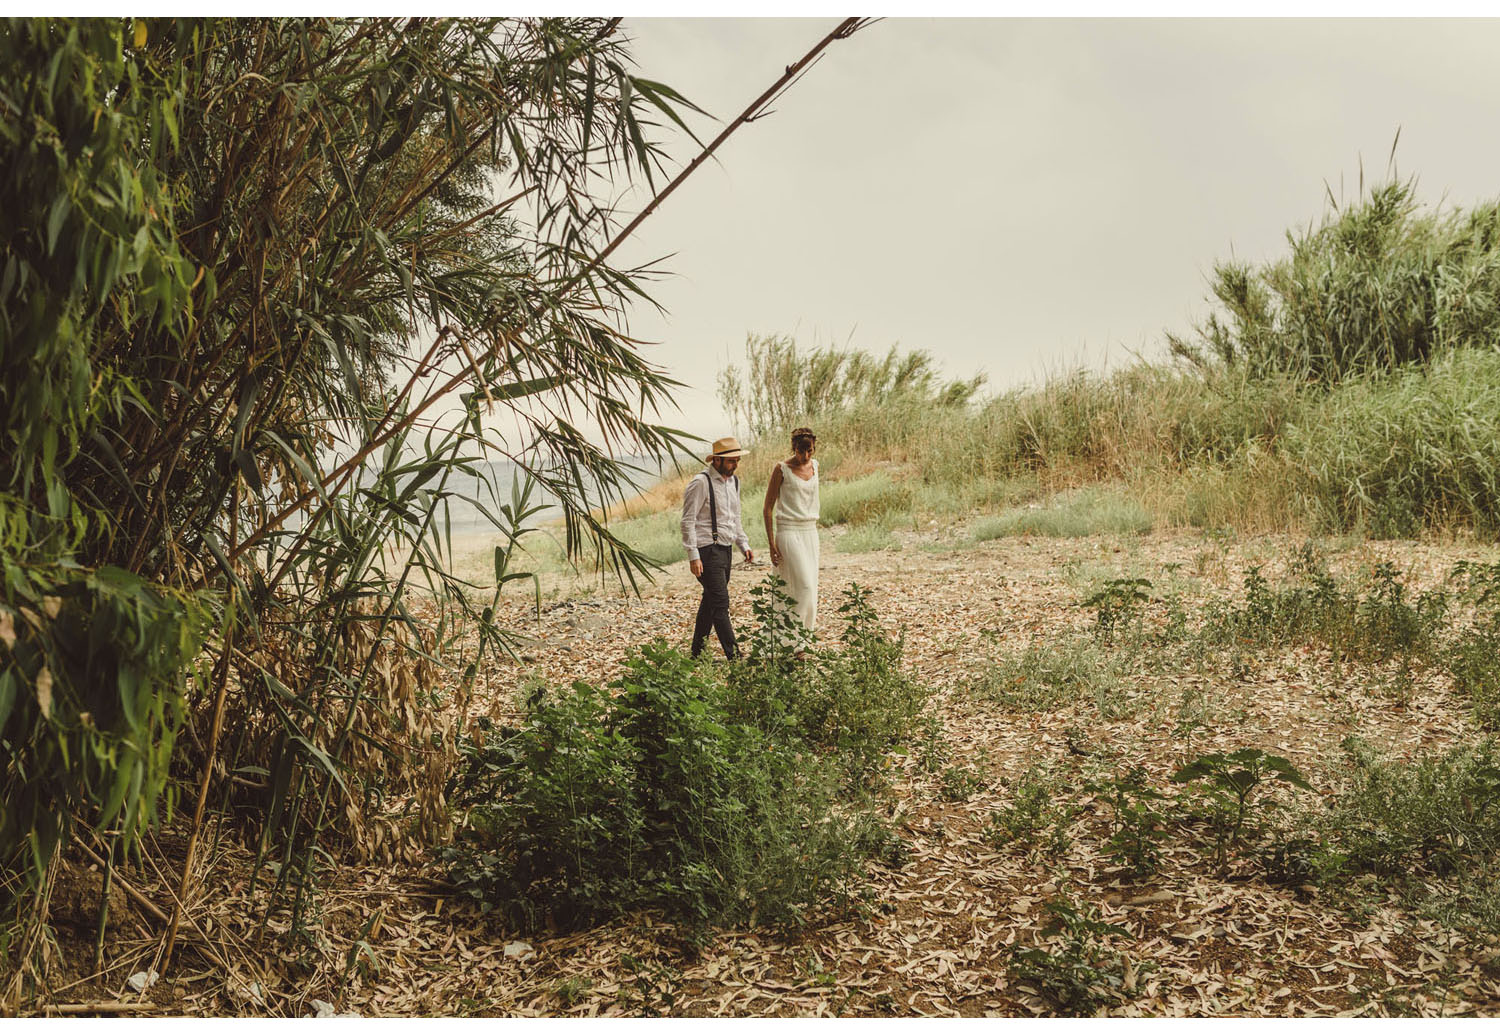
top-left (691, 544), bottom-right (736, 659)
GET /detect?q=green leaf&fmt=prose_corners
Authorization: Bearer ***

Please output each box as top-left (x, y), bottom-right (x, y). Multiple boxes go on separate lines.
top-left (162, 97), bottom-right (179, 150)
top-left (99, 744), bottom-right (139, 824)
top-left (46, 193), bottom-right (71, 256)
top-left (0, 670), bottom-right (16, 730)
top-left (290, 734), bottom-right (348, 795)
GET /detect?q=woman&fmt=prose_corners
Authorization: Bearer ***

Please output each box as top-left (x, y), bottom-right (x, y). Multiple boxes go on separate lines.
top-left (762, 427), bottom-right (820, 637)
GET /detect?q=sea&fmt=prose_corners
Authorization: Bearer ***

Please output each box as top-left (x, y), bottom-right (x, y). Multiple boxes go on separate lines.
top-left (277, 452), bottom-right (695, 538)
top-left (432, 453), bottom-right (693, 536)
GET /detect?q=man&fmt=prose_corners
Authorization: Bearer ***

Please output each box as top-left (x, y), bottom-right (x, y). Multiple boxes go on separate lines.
top-left (681, 436), bottom-right (754, 659)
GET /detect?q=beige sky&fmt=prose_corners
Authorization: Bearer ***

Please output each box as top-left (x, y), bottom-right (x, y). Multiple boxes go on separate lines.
top-left (600, 17), bottom-right (1500, 442)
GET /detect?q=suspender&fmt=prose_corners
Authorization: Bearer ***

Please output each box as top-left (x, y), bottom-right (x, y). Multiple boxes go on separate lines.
top-left (699, 470), bottom-right (738, 544)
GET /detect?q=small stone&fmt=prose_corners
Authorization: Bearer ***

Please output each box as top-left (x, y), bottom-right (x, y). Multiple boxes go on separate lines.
top-left (127, 969), bottom-right (159, 992)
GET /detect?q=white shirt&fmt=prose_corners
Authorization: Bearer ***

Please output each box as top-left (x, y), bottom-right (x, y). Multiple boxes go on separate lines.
top-left (773, 459), bottom-right (819, 523)
top-left (681, 467), bottom-right (750, 561)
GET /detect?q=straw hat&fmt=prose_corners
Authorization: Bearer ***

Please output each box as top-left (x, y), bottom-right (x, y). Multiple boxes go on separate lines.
top-left (704, 436), bottom-right (748, 462)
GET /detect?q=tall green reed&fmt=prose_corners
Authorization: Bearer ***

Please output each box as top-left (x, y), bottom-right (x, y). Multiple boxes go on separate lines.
top-left (0, 16), bottom-right (703, 989)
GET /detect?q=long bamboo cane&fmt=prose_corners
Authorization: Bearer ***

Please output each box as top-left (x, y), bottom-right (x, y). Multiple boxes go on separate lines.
top-left (160, 480), bottom-right (241, 971)
top-left (588, 17), bottom-right (871, 274)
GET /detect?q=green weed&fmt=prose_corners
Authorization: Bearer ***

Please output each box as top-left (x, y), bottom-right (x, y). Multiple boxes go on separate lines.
top-left (973, 489), bottom-right (1152, 540)
top-left (1010, 896), bottom-right (1138, 1016)
top-left (984, 765), bottom-right (1074, 855)
top-left (820, 473), bottom-right (914, 528)
top-left (977, 637), bottom-right (1127, 714)
top-left (1172, 748), bottom-right (1313, 867)
top-left (834, 523), bottom-right (901, 554)
top-left (1308, 738), bottom-right (1500, 931)
top-left (939, 763), bottom-right (986, 802)
top-left (1082, 578), bottom-right (1152, 643)
top-left (1086, 765), bottom-right (1169, 880)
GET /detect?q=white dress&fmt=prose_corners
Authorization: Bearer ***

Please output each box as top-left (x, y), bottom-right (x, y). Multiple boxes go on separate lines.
top-left (773, 459), bottom-right (820, 634)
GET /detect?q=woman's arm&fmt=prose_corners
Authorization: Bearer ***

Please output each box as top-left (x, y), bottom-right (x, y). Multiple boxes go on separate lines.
top-left (763, 463), bottom-right (783, 565)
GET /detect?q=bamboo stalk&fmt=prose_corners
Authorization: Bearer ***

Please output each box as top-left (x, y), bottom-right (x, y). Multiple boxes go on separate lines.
top-left (93, 832), bottom-right (116, 972)
top-left (161, 629), bottom-right (236, 970)
top-left (40, 1002), bottom-right (157, 1015)
top-left (164, 482), bottom-right (241, 971)
top-left (587, 18), bottom-right (871, 275)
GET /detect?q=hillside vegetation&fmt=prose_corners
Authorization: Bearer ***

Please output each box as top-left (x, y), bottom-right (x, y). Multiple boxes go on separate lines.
top-left (551, 178), bottom-right (1500, 574)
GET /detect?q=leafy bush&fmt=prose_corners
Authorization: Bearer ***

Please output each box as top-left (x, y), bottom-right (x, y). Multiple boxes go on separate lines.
top-left (939, 763), bottom-right (986, 802)
top-left (1082, 578), bottom-right (1152, 643)
top-left (1448, 630), bottom-right (1500, 730)
top-left (1323, 738), bottom-right (1500, 881)
top-left (1303, 738), bottom-right (1500, 931)
top-left (729, 582), bottom-right (929, 790)
top-left (1203, 558), bottom-right (1445, 663)
top-left (444, 644), bottom-right (874, 930)
top-left (1444, 561), bottom-right (1500, 729)
top-left (444, 583), bottom-right (926, 930)
top-left (1286, 350), bottom-right (1500, 536)
top-left (1170, 179), bottom-right (1500, 384)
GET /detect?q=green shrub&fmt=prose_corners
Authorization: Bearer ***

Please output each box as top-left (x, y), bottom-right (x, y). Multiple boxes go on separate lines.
top-left (1296, 738), bottom-right (1500, 932)
top-left (730, 582), bottom-right (929, 790)
top-left (1086, 765), bottom-right (1169, 879)
top-left (1444, 561), bottom-right (1500, 729)
top-left (1286, 350), bottom-right (1500, 537)
top-left (939, 763), bottom-right (986, 802)
top-left (444, 583), bottom-right (926, 930)
top-left (1082, 578), bottom-right (1152, 643)
top-left (1172, 748), bottom-right (1313, 867)
top-left (1324, 738), bottom-right (1500, 881)
top-left (1448, 629), bottom-right (1500, 730)
top-left (1203, 558), bottom-right (1445, 663)
top-left (443, 644), bottom-right (874, 930)
top-left (1170, 179), bottom-right (1500, 384)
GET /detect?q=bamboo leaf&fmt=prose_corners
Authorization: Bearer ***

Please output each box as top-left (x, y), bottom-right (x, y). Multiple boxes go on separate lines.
top-left (46, 193), bottom-right (71, 256)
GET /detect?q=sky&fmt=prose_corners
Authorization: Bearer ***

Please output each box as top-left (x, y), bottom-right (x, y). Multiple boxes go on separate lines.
top-left (594, 16), bottom-right (1500, 443)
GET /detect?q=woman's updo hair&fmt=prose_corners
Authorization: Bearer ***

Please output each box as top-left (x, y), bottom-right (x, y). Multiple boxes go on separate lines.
top-left (791, 427), bottom-right (816, 453)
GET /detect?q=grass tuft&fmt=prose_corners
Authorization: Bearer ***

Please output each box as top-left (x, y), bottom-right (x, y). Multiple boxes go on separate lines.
top-left (972, 488), bottom-right (1153, 540)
